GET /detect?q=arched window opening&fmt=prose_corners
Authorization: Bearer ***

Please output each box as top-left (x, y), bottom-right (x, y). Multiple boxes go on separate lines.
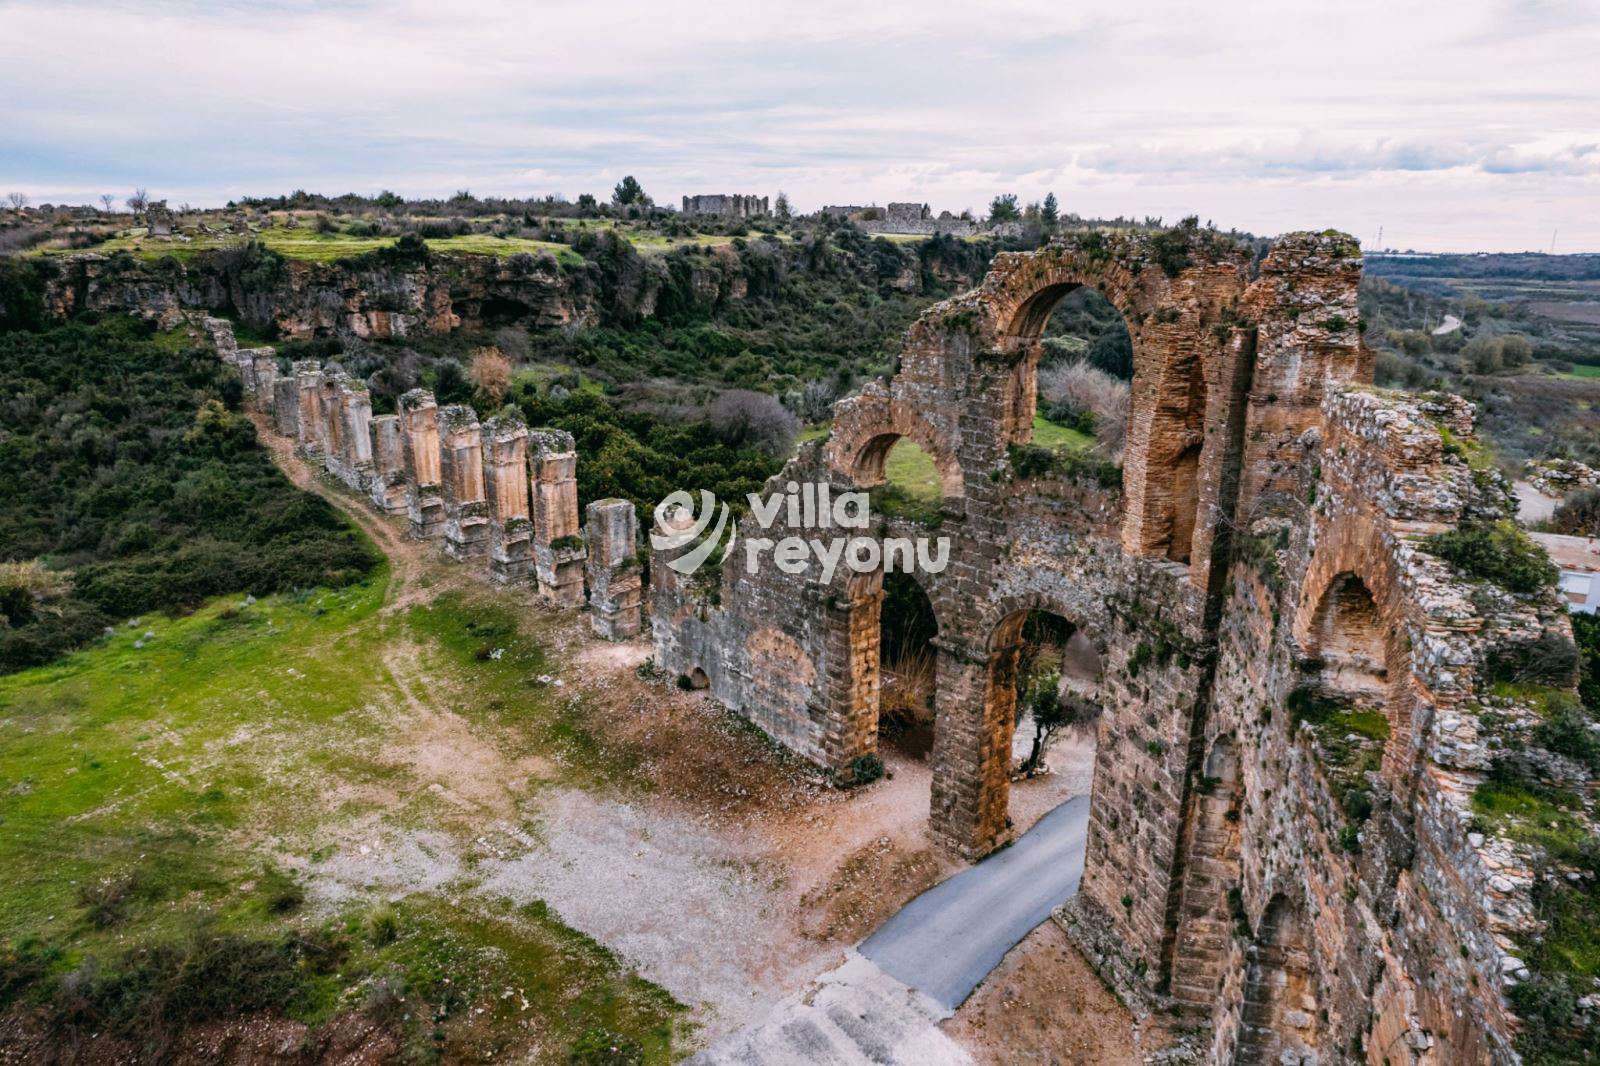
top-left (878, 572), bottom-right (938, 759)
top-left (855, 435), bottom-right (956, 524)
top-left (1029, 288), bottom-right (1133, 464)
top-left (1292, 571), bottom-right (1408, 790)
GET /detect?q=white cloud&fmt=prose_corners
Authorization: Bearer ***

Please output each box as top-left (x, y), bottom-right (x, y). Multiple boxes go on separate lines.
top-left (2, 0), bottom-right (1598, 250)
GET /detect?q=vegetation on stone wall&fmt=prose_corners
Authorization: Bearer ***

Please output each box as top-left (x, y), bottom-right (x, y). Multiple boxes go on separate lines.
top-left (1422, 519), bottom-right (1558, 594)
top-left (1476, 613), bottom-right (1600, 1062)
top-left (0, 315), bottom-right (379, 672)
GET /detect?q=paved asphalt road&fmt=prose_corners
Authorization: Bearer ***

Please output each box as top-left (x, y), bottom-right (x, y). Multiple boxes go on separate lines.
top-left (858, 794), bottom-right (1090, 1010)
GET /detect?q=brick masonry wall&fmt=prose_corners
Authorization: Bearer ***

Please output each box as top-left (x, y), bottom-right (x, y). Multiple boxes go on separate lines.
top-left (650, 230), bottom-right (1568, 1060)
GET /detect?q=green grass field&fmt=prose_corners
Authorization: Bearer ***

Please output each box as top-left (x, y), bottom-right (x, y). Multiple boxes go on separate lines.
top-left (36, 221), bottom-right (765, 266)
top-left (41, 226), bottom-right (588, 267)
top-left (1563, 363), bottom-right (1600, 379)
top-left (0, 570), bottom-right (683, 1057)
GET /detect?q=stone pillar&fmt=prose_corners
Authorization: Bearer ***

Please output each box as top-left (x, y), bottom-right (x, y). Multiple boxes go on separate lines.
top-left (272, 374), bottom-right (300, 438)
top-left (928, 637), bottom-right (1019, 858)
top-left (481, 413), bottom-right (534, 583)
top-left (398, 389), bottom-right (445, 540)
top-left (293, 361), bottom-right (324, 459)
top-left (247, 349), bottom-right (278, 413)
top-left (367, 415), bottom-right (409, 516)
top-left (317, 372), bottom-right (347, 474)
top-left (585, 499), bottom-right (641, 639)
top-left (334, 379), bottom-right (375, 492)
top-left (529, 429), bottom-right (586, 606)
top-left (438, 404), bottom-right (490, 561)
top-left (817, 576), bottom-right (883, 771)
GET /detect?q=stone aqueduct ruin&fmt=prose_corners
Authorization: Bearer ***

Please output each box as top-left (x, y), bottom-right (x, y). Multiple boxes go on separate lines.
top-left (200, 229), bottom-right (1570, 1063)
top-left (651, 230), bottom-right (1571, 1063)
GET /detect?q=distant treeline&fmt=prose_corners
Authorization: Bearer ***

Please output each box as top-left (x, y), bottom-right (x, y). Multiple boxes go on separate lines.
top-left (1366, 252), bottom-right (1600, 282)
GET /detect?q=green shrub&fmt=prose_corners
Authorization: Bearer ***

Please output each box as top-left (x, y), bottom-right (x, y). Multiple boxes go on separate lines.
top-left (837, 754), bottom-right (885, 788)
top-left (1422, 520), bottom-right (1558, 594)
top-left (0, 317), bottom-right (380, 671)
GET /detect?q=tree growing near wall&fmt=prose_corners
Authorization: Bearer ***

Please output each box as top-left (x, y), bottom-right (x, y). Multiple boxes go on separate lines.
top-left (126, 188), bottom-right (149, 215)
top-left (1041, 192), bottom-right (1059, 227)
top-left (988, 194), bottom-right (1020, 224)
top-left (774, 191), bottom-right (792, 223)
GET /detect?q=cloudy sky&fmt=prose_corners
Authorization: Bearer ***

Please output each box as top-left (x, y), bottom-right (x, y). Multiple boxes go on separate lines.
top-left (3, 0), bottom-right (1598, 251)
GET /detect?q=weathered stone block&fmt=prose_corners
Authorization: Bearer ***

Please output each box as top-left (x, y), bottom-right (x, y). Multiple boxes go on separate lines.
top-left (586, 498), bottom-right (641, 639)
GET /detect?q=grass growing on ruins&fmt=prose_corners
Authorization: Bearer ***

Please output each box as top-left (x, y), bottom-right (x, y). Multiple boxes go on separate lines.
top-left (0, 575), bottom-right (686, 1058)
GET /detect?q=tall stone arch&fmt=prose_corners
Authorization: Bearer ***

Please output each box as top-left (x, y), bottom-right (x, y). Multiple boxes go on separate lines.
top-left (945, 236), bottom-right (1253, 590)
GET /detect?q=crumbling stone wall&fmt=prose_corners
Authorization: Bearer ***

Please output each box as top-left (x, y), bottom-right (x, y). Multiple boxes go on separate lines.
top-left (681, 194), bottom-right (768, 218)
top-left (650, 229), bottom-right (1570, 1061)
top-left (198, 318), bottom-right (600, 617)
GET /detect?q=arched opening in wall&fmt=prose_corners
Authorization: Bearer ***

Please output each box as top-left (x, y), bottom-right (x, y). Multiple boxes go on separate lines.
top-left (1294, 571), bottom-right (1406, 782)
top-left (1029, 288), bottom-right (1133, 460)
top-left (852, 434), bottom-right (957, 524)
top-left (990, 609), bottom-right (1106, 837)
top-left (878, 571), bottom-right (939, 759)
top-left (1237, 895), bottom-right (1322, 1064)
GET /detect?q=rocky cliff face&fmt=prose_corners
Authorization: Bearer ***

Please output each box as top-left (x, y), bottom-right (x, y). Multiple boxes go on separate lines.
top-left (43, 250), bottom-right (595, 340)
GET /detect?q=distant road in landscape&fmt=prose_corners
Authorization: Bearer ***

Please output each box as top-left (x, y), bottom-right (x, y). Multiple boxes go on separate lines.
top-left (859, 794), bottom-right (1089, 1009)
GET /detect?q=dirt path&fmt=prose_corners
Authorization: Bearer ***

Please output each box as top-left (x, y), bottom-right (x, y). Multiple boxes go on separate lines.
top-left (250, 414), bottom-right (432, 610)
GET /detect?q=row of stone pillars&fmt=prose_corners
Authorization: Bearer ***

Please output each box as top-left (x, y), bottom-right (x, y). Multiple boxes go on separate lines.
top-left (204, 318), bottom-right (641, 640)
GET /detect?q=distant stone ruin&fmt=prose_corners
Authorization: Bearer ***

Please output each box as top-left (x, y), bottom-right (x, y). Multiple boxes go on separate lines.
top-left (649, 229), bottom-right (1580, 1062)
top-left (682, 194), bottom-right (769, 218)
top-left (196, 315), bottom-right (640, 638)
top-left (145, 200), bottom-right (175, 237)
top-left (822, 201), bottom-right (976, 236)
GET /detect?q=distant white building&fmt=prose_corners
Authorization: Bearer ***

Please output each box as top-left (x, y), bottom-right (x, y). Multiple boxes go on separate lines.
top-left (1530, 532), bottom-right (1600, 613)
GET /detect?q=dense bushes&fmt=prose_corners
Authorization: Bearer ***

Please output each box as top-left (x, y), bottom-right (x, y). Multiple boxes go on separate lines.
top-left (1422, 519), bottom-right (1558, 593)
top-left (0, 317), bottom-right (379, 671)
top-left (512, 387), bottom-right (786, 522)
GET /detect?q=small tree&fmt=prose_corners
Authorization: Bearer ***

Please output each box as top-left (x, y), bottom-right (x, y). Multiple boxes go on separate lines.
top-left (988, 194), bottom-right (1020, 224)
top-left (126, 187), bottom-right (149, 215)
top-left (774, 191), bottom-right (792, 223)
top-left (1041, 192), bottom-right (1059, 227)
top-left (374, 190), bottom-right (404, 210)
top-left (576, 192), bottom-right (598, 216)
top-left (468, 346), bottom-right (513, 406)
top-left (1501, 334), bottom-right (1532, 368)
top-left (5, 192), bottom-right (28, 211)
top-left (612, 175), bottom-right (648, 207)
top-left (1018, 671), bottom-right (1068, 777)
top-left (705, 389), bottom-right (800, 456)
top-left (99, 194), bottom-right (115, 214)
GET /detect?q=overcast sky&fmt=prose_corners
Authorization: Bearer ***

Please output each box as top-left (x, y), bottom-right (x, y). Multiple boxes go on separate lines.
top-left (3, 0), bottom-right (1598, 252)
